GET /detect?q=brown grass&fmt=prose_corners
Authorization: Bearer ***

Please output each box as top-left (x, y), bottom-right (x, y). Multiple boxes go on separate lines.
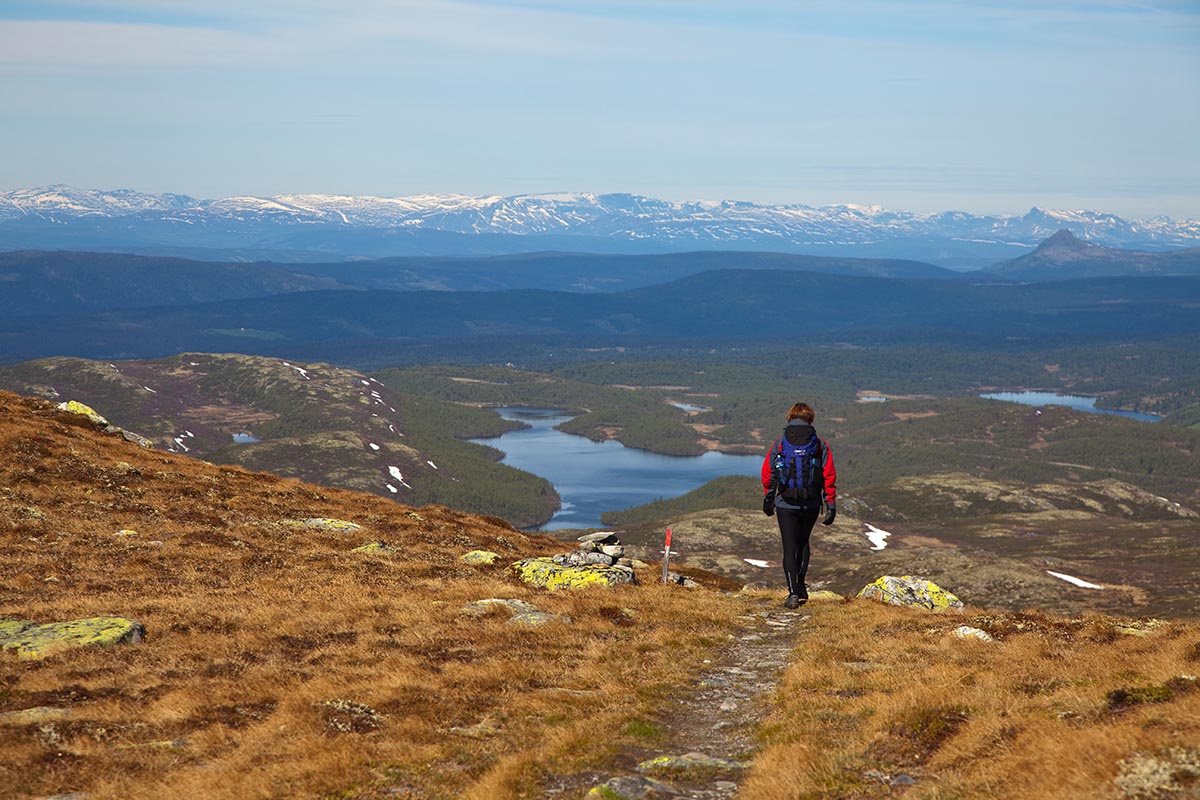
top-left (5, 388), bottom-right (1199, 800)
top-left (740, 602), bottom-right (1200, 799)
top-left (0, 391), bottom-right (746, 799)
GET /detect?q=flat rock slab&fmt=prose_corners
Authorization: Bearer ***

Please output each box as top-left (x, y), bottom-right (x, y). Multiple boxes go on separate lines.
top-left (637, 752), bottom-right (749, 775)
top-left (512, 557), bottom-right (638, 590)
top-left (586, 775), bottom-right (680, 798)
top-left (857, 575), bottom-right (964, 611)
top-left (0, 616), bottom-right (146, 660)
top-left (280, 518), bottom-right (362, 532)
top-left (460, 550), bottom-right (500, 565)
top-left (507, 611), bottom-right (573, 628)
top-left (578, 532), bottom-right (620, 544)
top-left (0, 706), bottom-right (74, 725)
top-left (462, 598), bottom-right (539, 617)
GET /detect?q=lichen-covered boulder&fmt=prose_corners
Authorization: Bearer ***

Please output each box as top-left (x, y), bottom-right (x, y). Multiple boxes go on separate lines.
top-left (57, 400), bottom-right (109, 427)
top-left (0, 616), bottom-right (146, 660)
top-left (281, 518), bottom-right (362, 532)
top-left (512, 557), bottom-right (638, 590)
top-left (351, 541), bottom-right (396, 554)
top-left (460, 550), bottom-right (500, 565)
top-left (857, 575), bottom-right (963, 611)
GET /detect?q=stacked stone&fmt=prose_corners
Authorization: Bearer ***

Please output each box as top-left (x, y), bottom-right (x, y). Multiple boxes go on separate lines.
top-left (552, 531), bottom-right (634, 568)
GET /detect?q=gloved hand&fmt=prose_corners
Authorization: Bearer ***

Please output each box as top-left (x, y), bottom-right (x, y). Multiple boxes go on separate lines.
top-left (763, 492), bottom-right (776, 517)
top-left (822, 504), bottom-right (836, 526)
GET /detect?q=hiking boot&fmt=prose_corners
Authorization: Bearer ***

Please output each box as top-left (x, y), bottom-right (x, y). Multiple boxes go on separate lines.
top-left (783, 594), bottom-right (801, 609)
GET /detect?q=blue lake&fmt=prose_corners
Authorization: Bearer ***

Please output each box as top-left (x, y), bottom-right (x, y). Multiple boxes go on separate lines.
top-left (980, 391), bottom-right (1161, 422)
top-left (471, 407), bottom-right (765, 531)
top-left (231, 433), bottom-right (262, 443)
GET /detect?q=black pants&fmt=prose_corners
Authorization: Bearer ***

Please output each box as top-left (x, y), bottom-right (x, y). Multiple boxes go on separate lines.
top-left (777, 506), bottom-right (819, 596)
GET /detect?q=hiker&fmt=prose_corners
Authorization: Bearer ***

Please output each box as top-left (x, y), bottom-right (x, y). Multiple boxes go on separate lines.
top-left (761, 402), bottom-right (837, 608)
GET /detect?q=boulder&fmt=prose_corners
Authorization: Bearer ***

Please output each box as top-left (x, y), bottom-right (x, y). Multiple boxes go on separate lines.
top-left (585, 552), bottom-right (615, 565)
top-left (952, 625), bottom-right (995, 642)
top-left (109, 427), bottom-right (154, 448)
top-left (0, 616), bottom-right (146, 660)
top-left (460, 550), bottom-right (500, 565)
top-left (857, 575), bottom-right (964, 611)
top-left (56, 400), bottom-right (109, 427)
top-left (586, 775), bottom-right (680, 799)
top-left (600, 545), bottom-right (625, 558)
top-left (512, 557), bottom-right (638, 590)
top-left (461, 598), bottom-right (539, 617)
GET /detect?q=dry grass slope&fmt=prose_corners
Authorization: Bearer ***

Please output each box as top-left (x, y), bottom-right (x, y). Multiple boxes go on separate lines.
top-left (2, 389), bottom-right (1197, 800)
top-left (0, 390), bottom-right (745, 799)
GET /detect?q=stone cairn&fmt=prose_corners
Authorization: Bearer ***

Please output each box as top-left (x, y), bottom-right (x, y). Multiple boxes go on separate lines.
top-left (552, 531), bottom-right (634, 569)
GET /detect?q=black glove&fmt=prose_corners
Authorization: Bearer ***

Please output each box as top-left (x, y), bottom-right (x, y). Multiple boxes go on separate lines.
top-left (822, 505), bottom-right (836, 526)
top-left (763, 492), bottom-right (776, 517)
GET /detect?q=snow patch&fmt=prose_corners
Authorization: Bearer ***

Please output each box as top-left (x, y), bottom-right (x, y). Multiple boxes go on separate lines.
top-left (386, 484), bottom-right (398, 494)
top-left (173, 437), bottom-right (189, 452)
top-left (426, 460), bottom-right (438, 469)
top-left (1046, 570), bottom-right (1104, 589)
top-left (743, 558), bottom-right (770, 568)
top-left (864, 523), bottom-right (891, 551)
top-left (387, 466), bottom-right (412, 489)
top-left (142, 386), bottom-right (157, 394)
top-left (368, 443), bottom-right (380, 451)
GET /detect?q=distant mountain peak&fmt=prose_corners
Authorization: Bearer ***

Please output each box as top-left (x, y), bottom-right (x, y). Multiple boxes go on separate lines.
top-left (1038, 229), bottom-right (1083, 249)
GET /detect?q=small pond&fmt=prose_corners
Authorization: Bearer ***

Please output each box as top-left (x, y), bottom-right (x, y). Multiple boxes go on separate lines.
top-left (471, 407), bottom-right (765, 531)
top-left (231, 433), bottom-right (262, 443)
top-left (980, 391), bottom-right (1160, 422)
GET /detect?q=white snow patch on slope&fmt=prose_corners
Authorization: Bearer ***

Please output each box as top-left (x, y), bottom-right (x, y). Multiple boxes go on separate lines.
top-left (386, 484), bottom-right (398, 494)
top-left (427, 460), bottom-right (438, 469)
top-left (368, 443), bottom-right (380, 451)
top-left (387, 466), bottom-right (412, 488)
top-left (142, 385), bottom-right (157, 393)
top-left (1046, 570), bottom-right (1104, 589)
top-left (864, 523), bottom-right (891, 551)
top-left (743, 558), bottom-right (770, 568)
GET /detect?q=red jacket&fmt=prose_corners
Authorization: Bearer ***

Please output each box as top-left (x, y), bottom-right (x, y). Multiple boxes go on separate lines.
top-left (761, 423), bottom-right (837, 506)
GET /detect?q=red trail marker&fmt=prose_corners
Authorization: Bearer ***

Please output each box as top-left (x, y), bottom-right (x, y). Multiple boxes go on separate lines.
top-left (661, 527), bottom-right (673, 584)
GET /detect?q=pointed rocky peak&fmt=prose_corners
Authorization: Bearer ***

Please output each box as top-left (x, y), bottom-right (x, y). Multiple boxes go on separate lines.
top-left (1037, 229), bottom-right (1082, 250)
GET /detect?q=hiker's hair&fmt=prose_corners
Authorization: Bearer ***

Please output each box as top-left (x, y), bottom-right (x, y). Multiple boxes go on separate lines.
top-left (787, 403), bottom-right (815, 424)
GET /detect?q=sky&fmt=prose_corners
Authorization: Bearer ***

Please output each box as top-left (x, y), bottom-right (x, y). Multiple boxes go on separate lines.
top-left (0, 0), bottom-right (1197, 218)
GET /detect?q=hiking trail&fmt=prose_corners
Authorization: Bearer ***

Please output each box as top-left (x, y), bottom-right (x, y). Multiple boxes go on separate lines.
top-left (546, 598), bottom-right (806, 799)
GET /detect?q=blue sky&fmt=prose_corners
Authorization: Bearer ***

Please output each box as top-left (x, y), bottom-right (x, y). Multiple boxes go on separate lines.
top-left (0, 1), bottom-right (1197, 217)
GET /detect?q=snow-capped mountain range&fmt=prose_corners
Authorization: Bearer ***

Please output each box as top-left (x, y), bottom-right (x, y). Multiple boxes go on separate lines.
top-left (2, 185), bottom-right (1197, 256)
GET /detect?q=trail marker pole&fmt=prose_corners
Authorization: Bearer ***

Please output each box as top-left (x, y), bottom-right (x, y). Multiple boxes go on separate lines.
top-left (661, 527), bottom-right (672, 584)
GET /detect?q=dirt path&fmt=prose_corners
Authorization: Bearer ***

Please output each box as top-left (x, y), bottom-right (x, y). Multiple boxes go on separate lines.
top-left (547, 599), bottom-right (806, 799)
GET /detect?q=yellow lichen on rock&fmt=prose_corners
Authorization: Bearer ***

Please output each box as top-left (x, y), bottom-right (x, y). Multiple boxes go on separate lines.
top-left (460, 550), bottom-right (500, 565)
top-left (808, 590), bottom-right (844, 602)
top-left (512, 557), bottom-right (637, 590)
top-left (56, 400), bottom-right (109, 427)
top-left (857, 575), bottom-right (964, 611)
top-left (351, 541), bottom-right (396, 554)
top-left (0, 616), bottom-right (146, 660)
